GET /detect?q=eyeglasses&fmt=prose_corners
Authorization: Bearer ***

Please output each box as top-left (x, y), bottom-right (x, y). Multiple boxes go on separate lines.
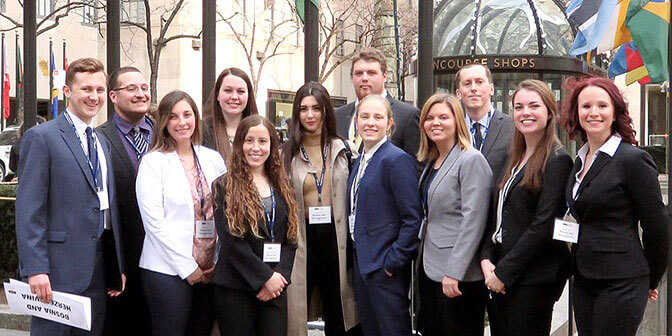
top-left (113, 84), bottom-right (150, 93)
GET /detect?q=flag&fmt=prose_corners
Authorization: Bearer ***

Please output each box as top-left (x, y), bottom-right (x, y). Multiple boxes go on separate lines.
top-left (63, 56), bottom-right (68, 106)
top-left (567, 0), bottom-right (619, 55)
top-left (625, 0), bottom-right (670, 83)
top-left (596, 0), bottom-right (633, 52)
top-left (50, 50), bottom-right (58, 119)
top-left (608, 42), bottom-right (651, 84)
top-left (2, 40), bottom-right (9, 120)
top-left (296, 0), bottom-right (318, 23)
top-left (15, 43), bottom-right (22, 115)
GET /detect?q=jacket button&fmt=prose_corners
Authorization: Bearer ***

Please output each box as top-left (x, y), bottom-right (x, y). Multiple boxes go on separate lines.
top-left (91, 236), bottom-right (97, 241)
top-left (337, 219), bottom-right (341, 223)
top-left (93, 208), bottom-right (100, 213)
top-left (333, 193), bottom-right (337, 197)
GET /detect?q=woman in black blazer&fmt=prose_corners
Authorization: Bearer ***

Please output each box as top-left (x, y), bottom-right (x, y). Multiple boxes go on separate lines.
top-left (480, 80), bottom-right (572, 336)
top-left (560, 77), bottom-right (669, 336)
top-left (211, 115), bottom-right (299, 336)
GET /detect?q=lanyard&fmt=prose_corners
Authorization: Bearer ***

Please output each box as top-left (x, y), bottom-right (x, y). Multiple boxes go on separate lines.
top-left (469, 108), bottom-right (493, 151)
top-left (262, 188), bottom-right (276, 241)
top-left (64, 112), bottom-right (101, 191)
top-left (350, 155), bottom-right (369, 216)
top-left (191, 145), bottom-right (207, 220)
top-left (300, 142), bottom-right (329, 203)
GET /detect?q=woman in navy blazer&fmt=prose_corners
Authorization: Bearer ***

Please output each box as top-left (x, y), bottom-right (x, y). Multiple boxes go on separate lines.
top-left (561, 77), bottom-right (669, 336)
top-left (348, 94), bottom-right (423, 336)
top-left (480, 80), bottom-right (572, 336)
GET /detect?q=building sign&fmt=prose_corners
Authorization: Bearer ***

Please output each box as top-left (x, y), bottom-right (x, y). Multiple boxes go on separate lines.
top-left (433, 55), bottom-right (605, 76)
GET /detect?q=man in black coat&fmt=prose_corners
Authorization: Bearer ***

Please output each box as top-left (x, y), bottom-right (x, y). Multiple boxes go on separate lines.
top-left (97, 66), bottom-right (153, 335)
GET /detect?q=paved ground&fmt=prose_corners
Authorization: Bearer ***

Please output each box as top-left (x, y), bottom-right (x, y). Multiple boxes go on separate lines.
top-left (0, 329), bottom-right (28, 336)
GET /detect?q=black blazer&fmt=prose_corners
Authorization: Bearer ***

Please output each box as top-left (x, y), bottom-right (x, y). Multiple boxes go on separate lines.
top-left (566, 141), bottom-right (669, 289)
top-left (482, 149), bottom-right (572, 287)
top-left (97, 118), bottom-right (151, 278)
top-left (335, 95), bottom-right (420, 162)
top-left (212, 176), bottom-right (297, 291)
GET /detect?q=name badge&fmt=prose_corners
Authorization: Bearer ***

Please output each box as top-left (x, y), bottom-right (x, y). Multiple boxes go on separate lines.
top-left (263, 243), bottom-right (281, 263)
top-left (348, 214), bottom-right (355, 234)
top-left (195, 220), bottom-right (216, 239)
top-left (553, 217), bottom-right (579, 243)
top-left (97, 190), bottom-right (109, 211)
top-left (309, 206), bottom-right (331, 224)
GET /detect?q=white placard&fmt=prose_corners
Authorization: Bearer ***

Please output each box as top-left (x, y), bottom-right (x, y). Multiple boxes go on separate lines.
top-left (553, 218), bottom-right (579, 244)
top-left (308, 206), bottom-right (331, 224)
top-left (195, 220), bottom-right (216, 238)
top-left (4, 279), bottom-right (91, 331)
top-left (263, 243), bottom-right (281, 263)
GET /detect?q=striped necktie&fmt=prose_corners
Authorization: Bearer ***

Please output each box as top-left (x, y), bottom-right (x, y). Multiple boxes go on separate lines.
top-left (132, 125), bottom-right (149, 156)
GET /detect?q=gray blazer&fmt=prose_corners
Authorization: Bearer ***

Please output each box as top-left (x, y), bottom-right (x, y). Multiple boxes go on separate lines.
top-left (419, 145), bottom-right (492, 282)
top-left (480, 109), bottom-right (513, 183)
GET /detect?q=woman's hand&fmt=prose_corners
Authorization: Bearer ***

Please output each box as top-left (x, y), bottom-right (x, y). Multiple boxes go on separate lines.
top-left (649, 289), bottom-right (659, 301)
top-left (186, 267), bottom-right (204, 285)
top-left (480, 259), bottom-right (496, 279)
top-left (257, 272), bottom-right (288, 301)
top-left (201, 264), bottom-right (215, 284)
top-left (485, 272), bottom-right (506, 294)
top-left (442, 276), bottom-right (463, 298)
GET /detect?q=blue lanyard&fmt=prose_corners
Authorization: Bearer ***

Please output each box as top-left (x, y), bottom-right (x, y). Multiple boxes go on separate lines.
top-left (64, 112), bottom-right (101, 191)
top-left (192, 145), bottom-right (207, 220)
top-left (262, 188), bottom-right (276, 241)
top-left (300, 142), bottom-right (329, 203)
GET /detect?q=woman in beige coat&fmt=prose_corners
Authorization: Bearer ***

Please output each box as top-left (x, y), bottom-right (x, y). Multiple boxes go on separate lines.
top-left (282, 82), bottom-right (359, 335)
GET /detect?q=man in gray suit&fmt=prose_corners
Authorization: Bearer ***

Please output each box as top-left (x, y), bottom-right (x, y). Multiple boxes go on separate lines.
top-left (335, 48), bottom-right (420, 163)
top-left (455, 63), bottom-right (513, 182)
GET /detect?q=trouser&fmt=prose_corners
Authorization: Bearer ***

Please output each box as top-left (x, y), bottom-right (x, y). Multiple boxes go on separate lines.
top-left (416, 265), bottom-right (487, 336)
top-left (140, 269), bottom-right (215, 336)
top-left (572, 274), bottom-right (649, 336)
top-left (307, 221), bottom-right (346, 336)
top-left (214, 286), bottom-right (287, 336)
top-left (490, 282), bottom-right (564, 336)
top-left (102, 270), bottom-right (152, 335)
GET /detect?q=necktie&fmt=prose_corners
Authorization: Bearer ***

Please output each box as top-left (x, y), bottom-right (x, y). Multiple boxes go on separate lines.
top-left (132, 125), bottom-right (149, 156)
top-left (85, 127), bottom-right (101, 185)
top-left (473, 123), bottom-right (483, 151)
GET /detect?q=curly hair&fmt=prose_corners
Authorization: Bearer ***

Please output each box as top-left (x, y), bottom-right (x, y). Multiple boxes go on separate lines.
top-left (560, 76), bottom-right (637, 145)
top-left (214, 115), bottom-right (299, 243)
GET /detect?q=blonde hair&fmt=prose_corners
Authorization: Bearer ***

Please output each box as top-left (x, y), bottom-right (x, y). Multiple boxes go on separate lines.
top-left (357, 94), bottom-right (395, 137)
top-left (417, 94), bottom-right (471, 162)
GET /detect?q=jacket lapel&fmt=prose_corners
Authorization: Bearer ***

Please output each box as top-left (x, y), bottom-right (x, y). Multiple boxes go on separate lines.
top-left (482, 109), bottom-right (504, 156)
top-left (99, 120), bottom-right (135, 174)
top-left (427, 145), bottom-right (461, 202)
top-left (58, 114), bottom-right (97, 192)
top-left (575, 152), bottom-right (612, 202)
top-left (503, 165), bottom-right (525, 203)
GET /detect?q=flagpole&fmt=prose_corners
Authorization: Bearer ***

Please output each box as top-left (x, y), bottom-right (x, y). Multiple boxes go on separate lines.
top-left (1, 33), bottom-right (5, 131)
top-left (14, 32), bottom-right (19, 126)
top-left (48, 38), bottom-right (53, 120)
top-left (666, 0), bottom-right (672, 333)
top-left (62, 39), bottom-right (66, 107)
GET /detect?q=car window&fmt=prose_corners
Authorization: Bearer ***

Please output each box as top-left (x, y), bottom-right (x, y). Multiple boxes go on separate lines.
top-left (0, 129), bottom-right (18, 146)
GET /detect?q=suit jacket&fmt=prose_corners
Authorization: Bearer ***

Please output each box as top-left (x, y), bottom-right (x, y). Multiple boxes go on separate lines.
top-left (212, 177), bottom-right (297, 291)
top-left (97, 118), bottom-right (151, 278)
top-left (566, 142), bottom-right (669, 289)
top-left (135, 146), bottom-right (227, 279)
top-left (481, 149), bottom-right (573, 287)
top-left (418, 145), bottom-right (492, 282)
top-left (16, 113), bottom-right (125, 294)
top-left (336, 95), bottom-right (420, 161)
top-left (480, 109), bottom-right (514, 183)
top-left (347, 141), bottom-right (423, 276)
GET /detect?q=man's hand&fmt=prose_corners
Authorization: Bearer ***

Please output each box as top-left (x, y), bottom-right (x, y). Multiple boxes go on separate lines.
top-left (107, 274), bottom-right (126, 297)
top-left (441, 276), bottom-right (462, 298)
top-left (29, 273), bottom-right (52, 304)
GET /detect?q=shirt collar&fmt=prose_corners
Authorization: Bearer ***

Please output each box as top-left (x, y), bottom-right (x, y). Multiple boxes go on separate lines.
top-left (466, 105), bottom-right (494, 129)
top-left (363, 136), bottom-right (387, 161)
top-left (113, 113), bottom-right (152, 134)
top-left (65, 109), bottom-right (93, 136)
top-left (577, 134), bottom-right (622, 163)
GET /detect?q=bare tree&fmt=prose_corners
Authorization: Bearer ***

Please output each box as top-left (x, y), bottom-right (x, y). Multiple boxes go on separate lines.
top-left (217, 0), bottom-right (299, 94)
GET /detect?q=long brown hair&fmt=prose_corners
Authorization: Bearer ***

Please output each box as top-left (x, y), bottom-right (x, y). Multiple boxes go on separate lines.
top-left (203, 67), bottom-right (259, 162)
top-left (500, 79), bottom-right (561, 191)
top-left (214, 116), bottom-right (298, 243)
top-left (150, 90), bottom-right (202, 152)
top-left (417, 93), bottom-right (471, 162)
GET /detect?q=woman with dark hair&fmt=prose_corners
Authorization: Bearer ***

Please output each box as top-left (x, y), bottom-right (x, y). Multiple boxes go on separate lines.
top-left (560, 77), bottom-right (668, 336)
top-left (480, 80), bottom-right (572, 335)
top-left (136, 90), bottom-right (227, 336)
top-left (212, 115), bottom-right (299, 336)
top-left (203, 67), bottom-right (259, 163)
top-left (282, 82), bottom-right (358, 336)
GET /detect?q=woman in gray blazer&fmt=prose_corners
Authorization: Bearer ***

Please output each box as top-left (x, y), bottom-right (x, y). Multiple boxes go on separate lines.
top-left (416, 93), bottom-right (492, 336)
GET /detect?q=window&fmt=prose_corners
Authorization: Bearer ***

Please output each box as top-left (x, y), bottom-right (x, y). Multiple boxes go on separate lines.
top-left (37, 0), bottom-right (54, 18)
top-left (0, 0), bottom-right (6, 13)
top-left (121, 0), bottom-right (146, 26)
top-left (82, 0), bottom-right (97, 24)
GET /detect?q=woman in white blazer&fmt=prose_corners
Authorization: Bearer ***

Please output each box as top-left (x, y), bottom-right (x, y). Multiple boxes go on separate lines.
top-left (136, 91), bottom-right (227, 336)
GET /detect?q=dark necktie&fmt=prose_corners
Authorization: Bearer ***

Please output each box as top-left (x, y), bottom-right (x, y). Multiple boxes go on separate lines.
top-left (85, 127), bottom-right (100, 185)
top-left (473, 123), bottom-right (483, 151)
top-left (132, 125), bottom-right (149, 156)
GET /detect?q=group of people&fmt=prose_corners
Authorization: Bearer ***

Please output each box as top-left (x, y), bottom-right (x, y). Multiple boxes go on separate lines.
top-left (13, 46), bottom-right (669, 336)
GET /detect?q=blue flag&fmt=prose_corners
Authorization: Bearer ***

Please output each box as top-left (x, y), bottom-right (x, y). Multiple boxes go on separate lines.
top-left (567, 0), bottom-right (618, 55)
top-left (50, 50), bottom-right (58, 119)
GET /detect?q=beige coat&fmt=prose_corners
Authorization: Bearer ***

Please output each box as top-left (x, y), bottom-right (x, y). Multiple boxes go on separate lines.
top-left (286, 139), bottom-right (358, 335)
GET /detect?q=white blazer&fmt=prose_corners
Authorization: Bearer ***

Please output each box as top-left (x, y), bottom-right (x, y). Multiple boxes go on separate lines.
top-left (136, 145), bottom-right (227, 279)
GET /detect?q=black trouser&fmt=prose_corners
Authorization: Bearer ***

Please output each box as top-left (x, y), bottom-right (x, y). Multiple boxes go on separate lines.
top-left (572, 274), bottom-right (649, 336)
top-left (417, 265), bottom-right (487, 336)
top-left (214, 286), bottom-right (287, 336)
top-left (307, 221), bottom-right (346, 336)
top-left (103, 270), bottom-right (152, 335)
top-left (490, 282), bottom-right (564, 336)
top-left (140, 269), bottom-right (215, 336)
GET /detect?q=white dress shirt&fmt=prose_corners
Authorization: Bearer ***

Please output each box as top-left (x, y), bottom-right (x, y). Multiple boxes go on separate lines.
top-left (572, 134), bottom-right (622, 199)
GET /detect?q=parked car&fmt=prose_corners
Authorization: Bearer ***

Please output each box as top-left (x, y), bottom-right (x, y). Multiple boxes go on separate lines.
top-left (0, 126), bottom-right (19, 181)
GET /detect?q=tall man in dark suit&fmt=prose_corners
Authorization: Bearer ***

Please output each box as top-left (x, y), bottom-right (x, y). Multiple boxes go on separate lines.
top-left (15, 58), bottom-right (126, 336)
top-left (335, 48), bottom-right (420, 161)
top-left (456, 63), bottom-right (513, 336)
top-left (97, 67), bottom-right (153, 335)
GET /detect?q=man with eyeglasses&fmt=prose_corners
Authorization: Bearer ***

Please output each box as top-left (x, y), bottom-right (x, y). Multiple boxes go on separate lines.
top-left (97, 66), bottom-right (153, 335)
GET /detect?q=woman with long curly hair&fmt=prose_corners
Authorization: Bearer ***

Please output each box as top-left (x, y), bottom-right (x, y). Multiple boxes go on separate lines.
top-left (561, 77), bottom-right (668, 336)
top-left (211, 115), bottom-right (299, 336)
